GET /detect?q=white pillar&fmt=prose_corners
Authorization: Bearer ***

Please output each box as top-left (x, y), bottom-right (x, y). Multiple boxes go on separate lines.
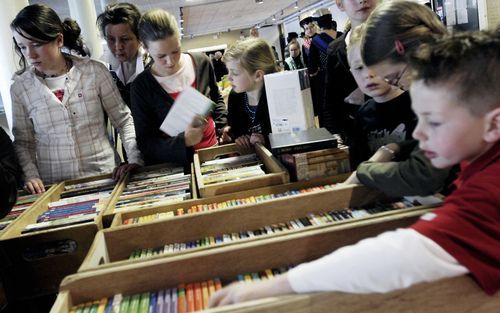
top-left (0, 0), bottom-right (28, 133)
top-left (68, 0), bottom-right (103, 59)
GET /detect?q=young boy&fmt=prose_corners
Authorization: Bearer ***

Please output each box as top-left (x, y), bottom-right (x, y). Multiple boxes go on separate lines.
top-left (209, 29), bottom-right (500, 307)
top-left (346, 25), bottom-right (416, 167)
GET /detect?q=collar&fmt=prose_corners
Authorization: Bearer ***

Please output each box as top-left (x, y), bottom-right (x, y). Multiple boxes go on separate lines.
top-left (459, 141), bottom-right (500, 182)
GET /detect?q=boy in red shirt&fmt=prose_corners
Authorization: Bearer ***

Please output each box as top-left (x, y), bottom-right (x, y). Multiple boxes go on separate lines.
top-left (209, 29), bottom-right (500, 307)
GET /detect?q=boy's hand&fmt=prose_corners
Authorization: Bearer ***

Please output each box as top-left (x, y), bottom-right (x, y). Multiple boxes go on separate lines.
top-left (344, 87), bottom-right (365, 105)
top-left (185, 116), bottom-right (205, 147)
top-left (24, 177), bottom-right (45, 194)
top-left (209, 274), bottom-right (294, 307)
top-left (342, 171), bottom-right (361, 185)
top-left (250, 133), bottom-right (265, 145)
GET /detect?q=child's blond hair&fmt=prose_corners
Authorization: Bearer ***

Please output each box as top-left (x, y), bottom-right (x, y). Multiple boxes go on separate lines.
top-left (222, 37), bottom-right (278, 75)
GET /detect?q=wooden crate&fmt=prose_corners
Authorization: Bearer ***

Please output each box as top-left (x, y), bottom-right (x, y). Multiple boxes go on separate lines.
top-left (110, 173), bottom-right (351, 228)
top-left (194, 143), bottom-right (290, 197)
top-left (100, 164), bottom-right (198, 227)
top-left (0, 174), bottom-right (117, 301)
top-left (52, 225), bottom-right (500, 313)
top-left (79, 185), bottom-right (437, 272)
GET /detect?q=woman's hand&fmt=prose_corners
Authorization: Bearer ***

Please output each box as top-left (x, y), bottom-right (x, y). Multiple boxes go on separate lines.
top-left (209, 274), bottom-right (294, 308)
top-left (112, 163), bottom-right (141, 181)
top-left (24, 177), bottom-right (45, 194)
top-left (185, 116), bottom-right (206, 147)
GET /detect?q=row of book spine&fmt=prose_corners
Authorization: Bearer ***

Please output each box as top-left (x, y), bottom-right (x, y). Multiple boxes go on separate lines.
top-left (69, 267), bottom-right (291, 313)
top-left (122, 184), bottom-right (337, 225)
top-left (127, 199), bottom-right (419, 260)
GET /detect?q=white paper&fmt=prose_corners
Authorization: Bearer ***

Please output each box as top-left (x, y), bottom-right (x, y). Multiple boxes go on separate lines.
top-left (159, 86), bottom-right (214, 136)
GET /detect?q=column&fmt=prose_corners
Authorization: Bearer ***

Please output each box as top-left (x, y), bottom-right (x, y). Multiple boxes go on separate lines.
top-left (0, 0), bottom-right (28, 132)
top-left (68, 0), bottom-right (103, 59)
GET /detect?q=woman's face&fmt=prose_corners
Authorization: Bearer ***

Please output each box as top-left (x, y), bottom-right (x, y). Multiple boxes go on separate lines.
top-left (368, 60), bottom-right (411, 91)
top-left (13, 30), bottom-right (63, 74)
top-left (105, 23), bottom-right (140, 63)
top-left (146, 36), bottom-right (182, 76)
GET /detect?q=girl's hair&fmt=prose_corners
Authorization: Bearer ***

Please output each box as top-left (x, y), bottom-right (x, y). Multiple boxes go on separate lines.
top-left (97, 2), bottom-right (141, 38)
top-left (11, 4), bottom-right (88, 73)
top-left (138, 9), bottom-right (180, 47)
top-left (361, 0), bottom-right (447, 66)
top-left (346, 23), bottom-right (366, 52)
top-left (222, 37), bottom-right (278, 75)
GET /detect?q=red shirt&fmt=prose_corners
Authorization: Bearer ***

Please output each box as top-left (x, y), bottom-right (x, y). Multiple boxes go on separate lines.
top-left (169, 81), bottom-right (217, 151)
top-left (412, 141), bottom-right (500, 295)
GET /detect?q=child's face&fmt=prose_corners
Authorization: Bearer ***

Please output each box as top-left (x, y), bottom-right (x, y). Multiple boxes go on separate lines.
top-left (146, 36), bottom-right (182, 76)
top-left (348, 44), bottom-right (392, 99)
top-left (369, 59), bottom-right (411, 91)
top-left (337, 0), bottom-right (378, 24)
top-left (225, 60), bottom-right (260, 93)
top-left (411, 80), bottom-right (490, 168)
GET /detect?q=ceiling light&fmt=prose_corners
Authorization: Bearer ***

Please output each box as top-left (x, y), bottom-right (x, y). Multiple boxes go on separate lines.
top-left (255, 0), bottom-right (264, 4)
top-left (294, 1), bottom-right (299, 9)
top-left (272, 15), bottom-right (276, 21)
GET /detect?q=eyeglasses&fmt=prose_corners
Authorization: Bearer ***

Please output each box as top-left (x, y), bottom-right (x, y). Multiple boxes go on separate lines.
top-left (383, 65), bottom-right (408, 88)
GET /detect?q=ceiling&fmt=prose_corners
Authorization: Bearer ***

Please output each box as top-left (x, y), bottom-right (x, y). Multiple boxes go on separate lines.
top-left (29, 0), bottom-right (333, 38)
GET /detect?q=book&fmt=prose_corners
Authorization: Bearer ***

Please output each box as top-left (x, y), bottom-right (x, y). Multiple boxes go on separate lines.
top-left (159, 86), bottom-right (215, 136)
top-left (268, 127), bottom-right (338, 156)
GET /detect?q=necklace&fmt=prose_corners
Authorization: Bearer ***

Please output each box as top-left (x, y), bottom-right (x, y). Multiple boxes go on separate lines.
top-left (36, 58), bottom-right (73, 79)
top-left (244, 93), bottom-right (258, 124)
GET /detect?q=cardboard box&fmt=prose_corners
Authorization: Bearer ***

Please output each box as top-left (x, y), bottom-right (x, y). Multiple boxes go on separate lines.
top-left (0, 174), bottom-right (116, 301)
top-left (100, 163), bottom-right (198, 227)
top-left (194, 143), bottom-right (289, 197)
top-left (264, 69), bottom-right (315, 133)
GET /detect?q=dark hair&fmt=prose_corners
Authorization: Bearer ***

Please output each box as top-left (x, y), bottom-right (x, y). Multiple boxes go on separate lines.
top-left (409, 28), bottom-right (500, 116)
top-left (138, 9), bottom-right (179, 47)
top-left (10, 4), bottom-right (87, 73)
top-left (96, 2), bottom-right (141, 38)
top-left (361, 1), bottom-right (447, 66)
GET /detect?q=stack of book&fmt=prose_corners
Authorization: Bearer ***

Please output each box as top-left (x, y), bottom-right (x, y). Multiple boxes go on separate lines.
top-left (114, 166), bottom-right (191, 213)
top-left (21, 178), bottom-right (116, 233)
top-left (200, 154), bottom-right (265, 185)
top-left (280, 146), bottom-right (351, 181)
top-left (0, 190), bottom-right (42, 231)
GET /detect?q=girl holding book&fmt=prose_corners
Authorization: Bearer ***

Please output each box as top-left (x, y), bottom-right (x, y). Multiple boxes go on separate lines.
top-left (10, 4), bottom-right (143, 194)
top-left (219, 38), bottom-right (278, 149)
top-left (130, 9), bottom-right (227, 167)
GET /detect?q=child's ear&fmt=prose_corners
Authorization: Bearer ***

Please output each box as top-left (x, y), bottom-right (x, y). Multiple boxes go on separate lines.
top-left (254, 69), bottom-right (265, 82)
top-left (483, 107), bottom-right (500, 143)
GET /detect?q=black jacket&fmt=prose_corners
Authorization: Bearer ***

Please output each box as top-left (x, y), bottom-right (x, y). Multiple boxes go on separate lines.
top-left (227, 88), bottom-right (272, 143)
top-left (130, 53), bottom-right (228, 166)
